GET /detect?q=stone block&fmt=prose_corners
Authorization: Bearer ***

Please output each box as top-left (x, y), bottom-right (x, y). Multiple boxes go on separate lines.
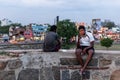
top-left (99, 58), bottom-right (112, 67)
top-left (71, 70), bottom-right (90, 80)
top-left (61, 69), bottom-right (70, 80)
top-left (115, 59), bottom-right (120, 66)
top-left (18, 68), bottom-right (39, 80)
top-left (60, 58), bottom-right (98, 67)
top-left (60, 58), bottom-right (79, 65)
top-left (52, 66), bottom-right (60, 80)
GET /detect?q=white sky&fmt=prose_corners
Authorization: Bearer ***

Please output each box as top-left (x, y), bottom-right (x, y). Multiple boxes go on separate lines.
top-left (0, 0), bottom-right (120, 25)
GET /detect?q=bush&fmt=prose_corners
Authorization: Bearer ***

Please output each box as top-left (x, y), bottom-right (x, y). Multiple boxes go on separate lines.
top-left (100, 38), bottom-right (113, 49)
top-left (61, 42), bottom-right (76, 49)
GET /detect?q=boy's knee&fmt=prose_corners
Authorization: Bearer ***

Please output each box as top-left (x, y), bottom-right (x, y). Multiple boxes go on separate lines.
top-left (75, 52), bottom-right (79, 55)
top-left (75, 50), bottom-right (82, 55)
top-left (88, 50), bottom-right (94, 55)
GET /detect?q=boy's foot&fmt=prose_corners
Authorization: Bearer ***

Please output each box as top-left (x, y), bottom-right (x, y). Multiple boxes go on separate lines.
top-left (79, 68), bottom-right (83, 75)
top-left (79, 68), bottom-right (86, 75)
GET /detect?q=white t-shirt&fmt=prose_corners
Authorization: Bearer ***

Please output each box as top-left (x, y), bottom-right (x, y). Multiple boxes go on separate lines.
top-left (76, 32), bottom-right (95, 46)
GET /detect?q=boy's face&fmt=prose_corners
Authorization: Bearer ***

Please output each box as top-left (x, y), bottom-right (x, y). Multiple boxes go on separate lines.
top-left (79, 29), bottom-right (85, 35)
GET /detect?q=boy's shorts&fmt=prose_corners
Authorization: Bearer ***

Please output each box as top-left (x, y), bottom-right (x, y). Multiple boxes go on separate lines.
top-left (77, 46), bottom-right (94, 54)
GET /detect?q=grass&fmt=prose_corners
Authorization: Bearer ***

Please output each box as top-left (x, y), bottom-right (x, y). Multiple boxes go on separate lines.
top-left (94, 43), bottom-right (120, 50)
top-left (62, 42), bottom-right (120, 50)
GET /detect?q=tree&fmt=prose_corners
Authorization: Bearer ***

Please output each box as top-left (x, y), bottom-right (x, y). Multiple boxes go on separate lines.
top-left (101, 21), bottom-right (116, 29)
top-left (57, 19), bottom-right (78, 44)
top-left (0, 26), bottom-right (10, 34)
top-left (0, 21), bottom-right (1, 26)
top-left (10, 23), bottom-right (22, 27)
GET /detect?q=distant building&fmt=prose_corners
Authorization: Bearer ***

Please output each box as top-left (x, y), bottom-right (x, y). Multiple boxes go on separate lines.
top-left (76, 22), bottom-right (86, 29)
top-left (112, 27), bottom-right (120, 33)
top-left (92, 19), bottom-right (102, 30)
top-left (76, 22), bottom-right (93, 32)
top-left (30, 23), bottom-right (48, 40)
top-left (24, 29), bottom-right (33, 40)
top-left (31, 24), bottom-right (48, 36)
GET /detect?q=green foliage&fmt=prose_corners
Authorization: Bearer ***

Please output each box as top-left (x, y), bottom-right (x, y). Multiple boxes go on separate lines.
top-left (10, 23), bottom-right (22, 27)
top-left (100, 38), bottom-right (114, 49)
top-left (57, 19), bottom-right (77, 44)
top-left (0, 26), bottom-right (10, 34)
top-left (61, 42), bottom-right (76, 49)
top-left (0, 51), bottom-right (7, 55)
top-left (61, 44), bottom-right (70, 49)
top-left (0, 21), bottom-right (1, 26)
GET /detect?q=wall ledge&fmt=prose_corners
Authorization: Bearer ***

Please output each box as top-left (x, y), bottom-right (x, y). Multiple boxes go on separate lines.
top-left (0, 49), bottom-right (120, 55)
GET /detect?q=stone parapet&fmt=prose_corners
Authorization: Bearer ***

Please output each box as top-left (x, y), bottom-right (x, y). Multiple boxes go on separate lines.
top-left (0, 50), bottom-right (120, 80)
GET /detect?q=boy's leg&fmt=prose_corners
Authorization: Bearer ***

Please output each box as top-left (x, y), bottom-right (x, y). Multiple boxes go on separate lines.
top-left (75, 48), bottom-right (84, 67)
top-left (81, 49), bottom-right (94, 73)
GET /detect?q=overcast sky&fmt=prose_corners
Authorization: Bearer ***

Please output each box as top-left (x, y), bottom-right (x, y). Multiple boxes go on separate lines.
top-left (0, 0), bottom-right (120, 25)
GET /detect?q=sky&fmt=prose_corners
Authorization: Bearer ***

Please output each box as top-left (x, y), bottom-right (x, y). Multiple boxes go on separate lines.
top-left (0, 0), bottom-right (120, 25)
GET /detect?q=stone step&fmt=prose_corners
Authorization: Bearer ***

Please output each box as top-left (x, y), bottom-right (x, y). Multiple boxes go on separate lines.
top-left (60, 58), bottom-right (98, 67)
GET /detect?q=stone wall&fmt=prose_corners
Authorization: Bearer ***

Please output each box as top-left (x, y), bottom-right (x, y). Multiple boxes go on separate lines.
top-left (0, 50), bottom-right (120, 80)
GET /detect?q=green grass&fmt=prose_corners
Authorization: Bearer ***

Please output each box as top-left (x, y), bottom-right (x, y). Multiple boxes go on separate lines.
top-left (62, 42), bottom-right (120, 50)
top-left (94, 43), bottom-right (120, 50)
top-left (62, 43), bottom-right (120, 50)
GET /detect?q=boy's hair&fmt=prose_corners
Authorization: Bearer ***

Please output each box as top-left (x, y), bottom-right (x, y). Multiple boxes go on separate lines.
top-left (50, 25), bottom-right (57, 31)
top-left (78, 26), bottom-right (86, 31)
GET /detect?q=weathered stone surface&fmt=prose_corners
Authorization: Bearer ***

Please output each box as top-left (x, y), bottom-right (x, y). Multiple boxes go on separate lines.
top-left (0, 61), bottom-right (7, 70)
top-left (8, 59), bottom-right (22, 69)
top-left (18, 68), bottom-right (39, 80)
top-left (52, 66), bottom-right (60, 80)
top-left (92, 71), bottom-right (103, 80)
top-left (71, 71), bottom-right (82, 80)
top-left (87, 58), bottom-right (98, 66)
top-left (0, 71), bottom-right (15, 80)
top-left (40, 67), bottom-right (54, 80)
top-left (106, 56), bottom-right (116, 60)
top-left (82, 71), bottom-right (90, 79)
top-left (22, 54), bottom-right (44, 68)
top-left (110, 69), bottom-right (120, 80)
top-left (99, 58), bottom-right (112, 67)
top-left (61, 69), bottom-right (70, 80)
top-left (0, 51), bottom-right (120, 80)
top-left (115, 58), bottom-right (120, 66)
top-left (101, 70), bottom-right (111, 80)
top-left (60, 58), bottom-right (79, 65)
